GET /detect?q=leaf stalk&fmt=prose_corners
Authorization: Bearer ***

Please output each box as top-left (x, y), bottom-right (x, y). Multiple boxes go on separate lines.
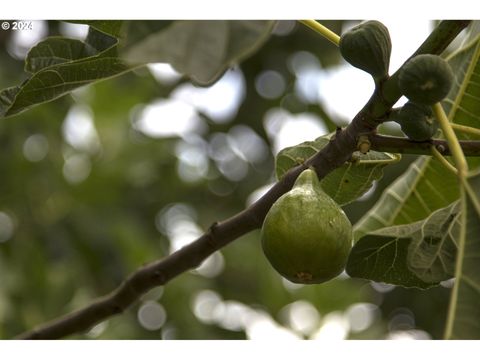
top-left (299, 20), bottom-right (340, 46)
top-left (433, 103), bottom-right (469, 178)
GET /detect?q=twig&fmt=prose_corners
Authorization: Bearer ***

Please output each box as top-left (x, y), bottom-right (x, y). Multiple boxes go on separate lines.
top-left (368, 134), bottom-right (480, 157)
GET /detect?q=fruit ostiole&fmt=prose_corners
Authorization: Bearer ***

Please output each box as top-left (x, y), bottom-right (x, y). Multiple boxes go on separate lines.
top-left (261, 168), bottom-right (353, 284)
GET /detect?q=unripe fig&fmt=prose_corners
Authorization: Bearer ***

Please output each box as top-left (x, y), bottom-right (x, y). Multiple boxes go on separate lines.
top-left (339, 20), bottom-right (392, 81)
top-left (398, 54), bottom-right (454, 105)
top-left (396, 101), bottom-right (438, 141)
top-left (261, 169), bottom-right (353, 284)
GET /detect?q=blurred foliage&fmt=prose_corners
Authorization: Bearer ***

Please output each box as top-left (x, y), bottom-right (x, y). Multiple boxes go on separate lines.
top-left (0, 20), bottom-right (453, 340)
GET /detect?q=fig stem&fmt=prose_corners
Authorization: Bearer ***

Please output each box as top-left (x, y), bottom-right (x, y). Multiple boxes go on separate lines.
top-left (433, 103), bottom-right (468, 178)
top-left (299, 20), bottom-right (340, 46)
top-left (451, 123), bottom-right (480, 137)
top-left (430, 145), bottom-right (458, 175)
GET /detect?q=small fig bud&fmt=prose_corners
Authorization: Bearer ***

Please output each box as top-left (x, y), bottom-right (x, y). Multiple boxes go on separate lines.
top-left (339, 20), bottom-right (392, 81)
top-left (261, 169), bottom-right (353, 284)
top-left (398, 54), bottom-right (454, 105)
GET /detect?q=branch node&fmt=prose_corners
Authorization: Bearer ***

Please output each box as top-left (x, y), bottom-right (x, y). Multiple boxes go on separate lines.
top-left (357, 135), bottom-right (371, 154)
top-left (111, 304), bottom-right (123, 314)
top-left (348, 153), bottom-right (361, 164)
top-left (152, 270), bottom-right (166, 284)
top-left (208, 221), bottom-right (219, 236)
top-left (436, 144), bottom-right (447, 154)
top-left (206, 221), bottom-right (220, 248)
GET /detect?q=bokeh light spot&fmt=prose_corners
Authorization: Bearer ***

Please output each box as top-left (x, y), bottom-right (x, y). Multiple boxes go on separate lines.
top-left (175, 136), bottom-right (209, 183)
top-left (62, 105), bottom-right (101, 154)
top-left (272, 21), bottom-right (296, 36)
top-left (87, 321), bottom-right (108, 338)
top-left (388, 308), bottom-right (415, 332)
top-left (134, 99), bottom-right (205, 139)
top-left (7, 21), bottom-right (47, 59)
top-left (280, 300), bottom-right (321, 336)
top-left (0, 212), bottom-right (15, 243)
top-left (263, 108), bottom-right (328, 154)
top-left (311, 311), bottom-right (350, 340)
top-left (193, 252), bottom-right (225, 278)
top-left (59, 22), bottom-right (89, 40)
top-left (345, 303), bottom-right (378, 333)
top-left (137, 301), bottom-right (167, 331)
top-left (172, 68), bottom-right (245, 123)
top-left (23, 134), bottom-right (49, 162)
top-left (387, 329), bottom-right (431, 340)
top-left (148, 63), bottom-right (182, 85)
top-left (191, 290), bottom-right (223, 324)
top-left (370, 282), bottom-right (395, 293)
top-left (62, 153), bottom-right (91, 184)
top-left (255, 70), bottom-right (286, 100)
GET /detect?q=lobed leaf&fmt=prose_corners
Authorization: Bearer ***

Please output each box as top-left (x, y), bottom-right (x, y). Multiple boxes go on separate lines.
top-left (25, 37), bottom-right (98, 73)
top-left (0, 26), bottom-right (131, 118)
top-left (345, 223), bottom-right (432, 289)
top-left (445, 170), bottom-right (480, 339)
top-left (347, 201), bottom-right (461, 289)
top-left (407, 201), bottom-right (459, 283)
top-left (275, 133), bottom-right (400, 206)
top-left (68, 20), bottom-right (125, 38)
top-left (120, 20), bottom-right (275, 86)
top-left (0, 20), bottom-right (275, 118)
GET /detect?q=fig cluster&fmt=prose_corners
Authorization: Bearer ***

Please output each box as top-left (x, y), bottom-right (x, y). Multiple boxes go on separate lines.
top-left (395, 54), bottom-right (454, 141)
top-left (340, 21), bottom-right (455, 142)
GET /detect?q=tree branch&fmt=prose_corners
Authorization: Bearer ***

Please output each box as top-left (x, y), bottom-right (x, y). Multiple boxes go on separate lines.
top-left (16, 20), bottom-right (471, 340)
top-left (369, 134), bottom-right (480, 156)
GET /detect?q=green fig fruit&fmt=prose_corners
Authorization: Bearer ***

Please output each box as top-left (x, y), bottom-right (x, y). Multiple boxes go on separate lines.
top-left (396, 101), bottom-right (438, 141)
top-left (398, 54), bottom-right (454, 105)
top-left (261, 169), bottom-right (353, 284)
top-left (339, 20), bottom-right (392, 82)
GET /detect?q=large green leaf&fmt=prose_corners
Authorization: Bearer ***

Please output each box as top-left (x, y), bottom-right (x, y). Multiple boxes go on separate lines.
top-left (444, 170), bottom-right (480, 339)
top-left (119, 21), bottom-right (174, 50)
top-left (25, 37), bottom-right (98, 73)
top-left (354, 157), bottom-right (459, 239)
top-left (276, 134), bottom-right (400, 206)
top-left (443, 35), bottom-right (480, 142)
top-left (0, 27), bottom-right (131, 118)
top-left (69, 20), bottom-right (125, 38)
top-left (346, 201), bottom-right (460, 289)
top-left (0, 20), bottom-right (275, 118)
top-left (354, 25), bottom-right (480, 239)
top-left (407, 201), bottom-right (460, 283)
top-left (345, 224), bottom-right (433, 289)
top-left (121, 20), bottom-right (275, 86)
